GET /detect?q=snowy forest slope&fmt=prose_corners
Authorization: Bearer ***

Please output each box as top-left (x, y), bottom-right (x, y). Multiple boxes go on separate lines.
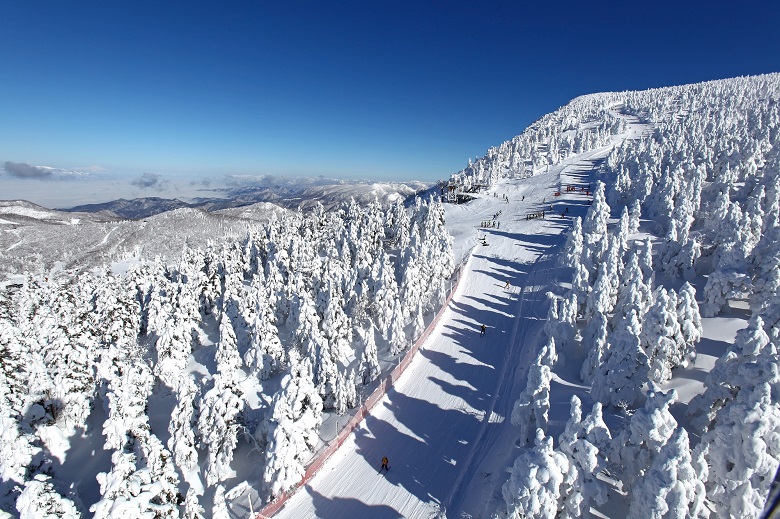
top-left (0, 182), bottom-right (427, 280)
top-left (276, 73), bottom-right (780, 519)
top-left (0, 72), bottom-right (778, 519)
top-left (0, 194), bottom-right (454, 517)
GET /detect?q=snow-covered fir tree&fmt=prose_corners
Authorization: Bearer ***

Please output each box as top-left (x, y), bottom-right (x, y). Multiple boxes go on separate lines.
top-left (511, 347), bottom-right (553, 446)
top-left (502, 429), bottom-right (572, 519)
top-left (627, 427), bottom-right (707, 519)
top-left (261, 352), bottom-right (324, 497)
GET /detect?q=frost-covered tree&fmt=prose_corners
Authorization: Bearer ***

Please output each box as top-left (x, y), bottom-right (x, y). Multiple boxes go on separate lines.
top-left (582, 181), bottom-right (611, 275)
top-left (748, 225), bottom-right (780, 324)
top-left (511, 348), bottom-right (552, 446)
top-left (675, 282), bottom-right (702, 367)
top-left (101, 361), bottom-right (154, 452)
top-left (616, 205), bottom-right (631, 256)
top-left (215, 313), bottom-right (243, 388)
top-left (688, 315), bottom-right (773, 432)
top-left (198, 375), bottom-right (243, 487)
top-left (94, 354), bottom-right (180, 518)
top-left (561, 217), bottom-right (583, 268)
top-left (198, 315), bottom-right (245, 487)
top-left (544, 293), bottom-right (575, 356)
top-left (570, 261), bottom-right (591, 315)
top-left (357, 324), bottom-right (380, 385)
top-left (168, 375), bottom-right (200, 472)
top-left (543, 293), bottom-right (561, 340)
top-left (628, 199), bottom-right (641, 234)
top-left (153, 314), bottom-right (194, 391)
top-left (92, 430), bottom-right (180, 518)
top-left (701, 247), bottom-right (752, 317)
top-left (262, 353), bottom-right (324, 497)
top-left (16, 474), bottom-right (79, 519)
top-left (388, 299), bottom-right (407, 355)
top-left (697, 380), bottom-right (780, 519)
top-left (638, 239), bottom-right (655, 288)
top-left (212, 484), bottom-right (229, 519)
top-left (591, 309), bottom-right (648, 408)
top-left (612, 247), bottom-right (653, 330)
top-left (557, 396), bottom-right (609, 517)
top-left (580, 313), bottom-right (609, 385)
top-left (411, 299), bottom-right (425, 342)
top-left (183, 488), bottom-right (206, 519)
top-left (686, 314), bottom-right (780, 517)
top-left (371, 249), bottom-right (399, 340)
top-left (580, 401), bottom-right (612, 456)
top-left (609, 389), bottom-right (678, 486)
top-left (502, 429), bottom-right (571, 519)
top-left (641, 287), bottom-right (683, 383)
top-left (628, 427), bottom-right (707, 519)
top-left (243, 279), bottom-right (284, 381)
top-left (0, 371), bottom-right (34, 504)
top-left (584, 237), bottom-right (620, 321)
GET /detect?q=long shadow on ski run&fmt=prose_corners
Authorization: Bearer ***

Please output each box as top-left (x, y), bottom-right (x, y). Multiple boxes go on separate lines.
top-left (305, 484), bottom-right (404, 519)
top-left (461, 293), bottom-right (515, 314)
top-left (473, 261), bottom-right (528, 281)
top-left (427, 375), bottom-right (488, 409)
top-left (472, 253), bottom-right (535, 275)
top-left (417, 349), bottom-right (497, 391)
top-left (353, 392), bottom-right (483, 512)
top-left (473, 267), bottom-right (527, 282)
top-left (448, 298), bottom-right (513, 324)
top-left (479, 229), bottom-right (562, 248)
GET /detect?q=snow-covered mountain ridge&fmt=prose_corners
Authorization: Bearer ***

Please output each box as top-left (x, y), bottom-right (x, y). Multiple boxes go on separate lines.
top-left (0, 73), bottom-right (778, 518)
top-left (60, 180), bottom-right (431, 220)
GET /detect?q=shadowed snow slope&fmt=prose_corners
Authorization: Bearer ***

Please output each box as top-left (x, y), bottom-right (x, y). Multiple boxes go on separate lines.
top-left (273, 140), bottom-right (622, 518)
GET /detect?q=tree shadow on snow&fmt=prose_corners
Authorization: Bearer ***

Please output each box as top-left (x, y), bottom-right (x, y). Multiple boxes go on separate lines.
top-left (427, 375), bottom-right (488, 408)
top-left (305, 484), bottom-right (404, 519)
top-left (448, 299), bottom-right (512, 326)
top-left (461, 293), bottom-right (515, 315)
top-left (418, 349), bottom-right (496, 386)
top-left (473, 266), bottom-right (525, 282)
top-left (352, 394), bottom-right (477, 512)
top-left (695, 335), bottom-right (733, 358)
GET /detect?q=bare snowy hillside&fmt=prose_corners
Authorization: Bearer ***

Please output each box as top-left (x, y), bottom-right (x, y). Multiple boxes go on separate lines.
top-left (0, 200), bottom-right (117, 227)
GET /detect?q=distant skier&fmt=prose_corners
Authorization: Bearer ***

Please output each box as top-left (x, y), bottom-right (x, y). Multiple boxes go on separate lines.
top-left (504, 281), bottom-right (510, 289)
top-left (480, 324), bottom-right (486, 337)
top-left (381, 457), bottom-right (390, 472)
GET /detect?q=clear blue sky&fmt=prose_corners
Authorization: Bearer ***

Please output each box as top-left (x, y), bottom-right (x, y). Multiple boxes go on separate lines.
top-left (1, 0), bottom-right (779, 199)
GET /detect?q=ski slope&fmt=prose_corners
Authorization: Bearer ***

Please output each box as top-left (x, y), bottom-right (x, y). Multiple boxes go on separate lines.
top-left (272, 130), bottom-right (642, 519)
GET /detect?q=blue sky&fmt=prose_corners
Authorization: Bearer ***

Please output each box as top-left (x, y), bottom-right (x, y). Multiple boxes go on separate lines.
top-left (1, 1), bottom-right (779, 206)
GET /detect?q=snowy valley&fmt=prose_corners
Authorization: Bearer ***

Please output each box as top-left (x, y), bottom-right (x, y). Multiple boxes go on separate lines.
top-left (1, 73), bottom-right (779, 519)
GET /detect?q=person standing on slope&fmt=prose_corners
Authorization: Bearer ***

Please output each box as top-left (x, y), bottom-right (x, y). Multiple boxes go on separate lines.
top-left (480, 324), bottom-right (486, 337)
top-left (381, 456), bottom-right (390, 472)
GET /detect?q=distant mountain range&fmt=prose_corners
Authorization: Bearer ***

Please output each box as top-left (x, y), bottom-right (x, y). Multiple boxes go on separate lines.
top-left (62, 197), bottom-right (230, 220)
top-left (58, 180), bottom-right (432, 220)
